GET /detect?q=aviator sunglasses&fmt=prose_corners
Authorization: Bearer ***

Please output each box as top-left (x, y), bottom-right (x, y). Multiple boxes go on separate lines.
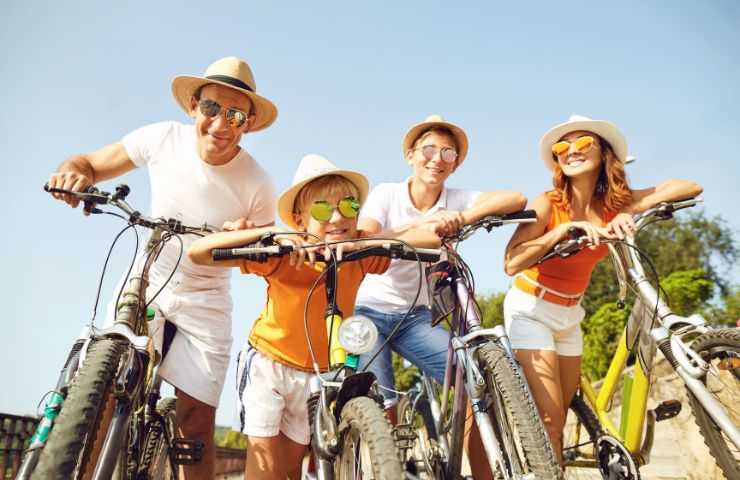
top-left (309, 197), bottom-right (361, 222)
top-left (551, 135), bottom-right (596, 158)
top-left (198, 99), bottom-right (250, 128)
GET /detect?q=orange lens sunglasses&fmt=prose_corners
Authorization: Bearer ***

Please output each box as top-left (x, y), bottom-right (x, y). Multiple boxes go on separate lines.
top-left (551, 135), bottom-right (595, 157)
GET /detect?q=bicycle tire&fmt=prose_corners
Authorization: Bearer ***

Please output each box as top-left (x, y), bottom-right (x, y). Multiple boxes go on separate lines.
top-left (397, 394), bottom-right (446, 478)
top-left (32, 338), bottom-right (125, 479)
top-left (135, 397), bottom-right (177, 480)
top-left (334, 396), bottom-right (404, 479)
top-left (477, 342), bottom-right (563, 479)
top-left (686, 328), bottom-right (740, 480)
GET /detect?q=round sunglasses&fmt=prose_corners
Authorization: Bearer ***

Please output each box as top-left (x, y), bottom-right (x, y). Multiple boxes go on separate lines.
top-left (415, 144), bottom-right (458, 164)
top-left (198, 99), bottom-right (250, 128)
top-left (309, 197), bottom-right (360, 222)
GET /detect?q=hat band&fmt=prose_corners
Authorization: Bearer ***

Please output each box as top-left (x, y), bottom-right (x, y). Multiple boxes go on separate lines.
top-left (205, 75), bottom-right (254, 92)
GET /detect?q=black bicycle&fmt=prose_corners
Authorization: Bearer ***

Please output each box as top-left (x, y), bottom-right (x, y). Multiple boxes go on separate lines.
top-left (17, 184), bottom-right (212, 480)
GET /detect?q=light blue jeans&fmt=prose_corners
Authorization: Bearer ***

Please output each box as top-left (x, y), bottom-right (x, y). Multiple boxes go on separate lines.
top-left (355, 304), bottom-right (449, 403)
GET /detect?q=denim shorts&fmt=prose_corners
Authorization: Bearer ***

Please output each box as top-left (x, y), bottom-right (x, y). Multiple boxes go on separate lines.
top-left (355, 304), bottom-right (449, 403)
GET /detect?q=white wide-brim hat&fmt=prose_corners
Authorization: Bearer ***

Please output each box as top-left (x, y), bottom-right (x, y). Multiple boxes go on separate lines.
top-left (171, 56), bottom-right (278, 132)
top-left (402, 115), bottom-right (469, 165)
top-left (539, 114), bottom-right (628, 170)
top-left (277, 154), bottom-right (369, 229)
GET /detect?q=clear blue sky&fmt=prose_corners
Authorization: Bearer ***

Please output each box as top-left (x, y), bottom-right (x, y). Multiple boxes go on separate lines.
top-left (2, 1), bottom-right (738, 427)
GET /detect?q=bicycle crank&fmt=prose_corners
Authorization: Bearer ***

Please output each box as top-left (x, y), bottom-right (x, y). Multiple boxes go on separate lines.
top-left (595, 435), bottom-right (640, 480)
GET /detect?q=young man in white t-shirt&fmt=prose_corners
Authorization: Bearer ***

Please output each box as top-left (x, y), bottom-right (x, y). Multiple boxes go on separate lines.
top-left (355, 115), bottom-right (527, 478)
top-left (46, 56), bottom-right (277, 478)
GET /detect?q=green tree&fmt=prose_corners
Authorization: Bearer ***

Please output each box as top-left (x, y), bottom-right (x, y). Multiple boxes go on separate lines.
top-left (582, 211), bottom-right (737, 319)
top-left (661, 269), bottom-right (714, 315)
top-left (477, 291), bottom-right (506, 328)
top-left (581, 303), bottom-right (632, 380)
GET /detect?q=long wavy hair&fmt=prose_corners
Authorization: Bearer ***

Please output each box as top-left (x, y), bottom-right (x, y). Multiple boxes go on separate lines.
top-left (548, 135), bottom-right (632, 213)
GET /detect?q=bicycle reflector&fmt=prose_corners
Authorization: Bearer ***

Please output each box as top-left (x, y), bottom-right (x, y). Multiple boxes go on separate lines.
top-left (428, 261), bottom-right (456, 326)
top-left (338, 315), bottom-right (378, 355)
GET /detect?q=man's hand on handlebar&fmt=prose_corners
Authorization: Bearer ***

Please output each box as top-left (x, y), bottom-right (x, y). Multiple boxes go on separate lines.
top-left (417, 209), bottom-right (465, 237)
top-left (222, 217), bottom-right (256, 232)
top-left (47, 171), bottom-right (95, 212)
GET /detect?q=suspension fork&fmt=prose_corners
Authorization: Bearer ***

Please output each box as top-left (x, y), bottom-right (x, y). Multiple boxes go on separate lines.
top-left (445, 276), bottom-right (509, 476)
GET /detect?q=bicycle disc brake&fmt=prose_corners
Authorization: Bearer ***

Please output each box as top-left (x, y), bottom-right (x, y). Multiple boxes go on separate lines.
top-left (595, 435), bottom-right (640, 480)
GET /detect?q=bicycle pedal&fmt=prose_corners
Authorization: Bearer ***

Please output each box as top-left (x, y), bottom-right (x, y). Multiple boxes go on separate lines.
top-left (653, 399), bottom-right (681, 422)
top-left (170, 437), bottom-right (204, 464)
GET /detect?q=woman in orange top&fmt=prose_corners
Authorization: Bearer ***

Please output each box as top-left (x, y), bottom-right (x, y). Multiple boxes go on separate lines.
top-left (503, 115), bottom-right (702, 465)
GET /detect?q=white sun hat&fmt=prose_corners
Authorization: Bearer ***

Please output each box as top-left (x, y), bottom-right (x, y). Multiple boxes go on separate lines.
top-left (277, 154), bottom-right (369, 229)
top-left (539, 114), bottom-right (628, 170)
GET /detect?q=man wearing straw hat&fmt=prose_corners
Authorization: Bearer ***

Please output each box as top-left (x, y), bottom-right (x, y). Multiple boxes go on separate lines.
top-left (46, 56), bottom-right (278, 478)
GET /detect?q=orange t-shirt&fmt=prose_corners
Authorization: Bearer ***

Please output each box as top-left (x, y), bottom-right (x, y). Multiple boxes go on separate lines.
top-left (521, 195), bottom-right (616, 296)
top-left (240, 246), bottom-right (390, 371)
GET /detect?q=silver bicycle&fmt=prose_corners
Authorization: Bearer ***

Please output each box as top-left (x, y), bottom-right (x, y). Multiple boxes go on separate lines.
top-left (18, 184), bottom-right (212, 479)
top-left (396, 211), bottom-right (563, 480)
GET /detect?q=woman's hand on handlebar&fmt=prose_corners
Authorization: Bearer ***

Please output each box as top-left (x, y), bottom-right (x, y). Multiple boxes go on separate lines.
top-left (558, 221), bottom-right (615, 248)
top-left (606, 212), bottom-right (637, 239)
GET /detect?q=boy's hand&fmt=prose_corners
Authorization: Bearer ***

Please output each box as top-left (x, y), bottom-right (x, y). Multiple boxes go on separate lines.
top-left (418, 210), bottom-right (464, 236)
top-left (274, 234), bottom-right (317, 268)
top-left (222, 218), bottom-right (256, 231)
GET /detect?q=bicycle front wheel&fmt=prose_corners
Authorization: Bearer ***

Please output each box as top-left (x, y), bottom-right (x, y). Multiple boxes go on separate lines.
top-left (334, 396), bottom-right (404, 479)
top-left (477, 342), bottom-right (563, 480)
top-left (136, 397), bottom-right (177, 480)
top-left (686, 328), bottom-right (740, 480)
top-left (33, 338), bottom-right (125, 479)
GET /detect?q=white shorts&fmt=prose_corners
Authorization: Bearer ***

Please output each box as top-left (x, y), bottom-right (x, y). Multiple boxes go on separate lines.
top-left (235, 344), bottom-right (312, 445)
top-left (503, 287), bottom-right (585, 356)
top-left (105, 276), bottom-right (233, 407)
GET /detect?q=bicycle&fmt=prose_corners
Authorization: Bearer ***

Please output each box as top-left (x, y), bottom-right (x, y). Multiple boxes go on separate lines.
top-left (394, 211), bottom-right (563, 480)
top-left (211, 239), bottom-right (442, 479)
top-left (537, 198), bottom-right (740, 480)
top-left (17, 184), bottom-right (212, 480)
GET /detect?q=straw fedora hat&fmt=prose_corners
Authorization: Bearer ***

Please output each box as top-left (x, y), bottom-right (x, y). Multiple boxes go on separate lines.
top-left (402, 115), bottom-right (469, 165)
top-left (278, 154), bottom-right (369, 229)
top-left (539, 114), bottom-right (628, 170)
top-left (171, 56), bottom-right (278, 132)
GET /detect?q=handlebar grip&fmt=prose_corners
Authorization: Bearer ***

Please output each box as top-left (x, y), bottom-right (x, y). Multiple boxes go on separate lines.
top-left (211, 245), bottom-right (289, 262)
top-left (502, 210), bottom-right (537, 222)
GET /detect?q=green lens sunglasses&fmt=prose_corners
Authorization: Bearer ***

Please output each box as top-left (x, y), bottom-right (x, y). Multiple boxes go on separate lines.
top-left (309, 197), bottom-right (361, 222)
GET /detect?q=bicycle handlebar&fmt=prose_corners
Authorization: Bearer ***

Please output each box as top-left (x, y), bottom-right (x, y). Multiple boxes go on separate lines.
top-left (448, 209), bottom-right (537, 242)
top-left (538, 197), bottom-right (702, 263)
top-left (44, 183), bottom-right (216, 235)
top-left (212, 242), bottom-right (442, 264)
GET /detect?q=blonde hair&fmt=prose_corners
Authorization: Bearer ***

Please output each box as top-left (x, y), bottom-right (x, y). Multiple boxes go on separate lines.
top-left (294, 175), bottom-right (360, 214)
top-left (548, 136), bottom-right (633, 213)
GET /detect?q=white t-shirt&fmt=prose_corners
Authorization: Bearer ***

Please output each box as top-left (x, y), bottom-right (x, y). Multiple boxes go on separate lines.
top-left (355, 179), bottom-right (479, 313)
top-left (121, 121), bottom-right (276, 292)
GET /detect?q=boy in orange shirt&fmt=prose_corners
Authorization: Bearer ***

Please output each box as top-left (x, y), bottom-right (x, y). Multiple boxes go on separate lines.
top-left (188, 154), bottom-right (440, 479)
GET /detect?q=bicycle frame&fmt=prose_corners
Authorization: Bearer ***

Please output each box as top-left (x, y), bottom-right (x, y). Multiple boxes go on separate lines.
top-left (303, 253), bottom-right (389, 479)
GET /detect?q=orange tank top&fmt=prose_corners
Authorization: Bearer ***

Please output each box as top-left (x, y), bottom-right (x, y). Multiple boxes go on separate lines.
top-left (521, 196), bottom-right (616, 296)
